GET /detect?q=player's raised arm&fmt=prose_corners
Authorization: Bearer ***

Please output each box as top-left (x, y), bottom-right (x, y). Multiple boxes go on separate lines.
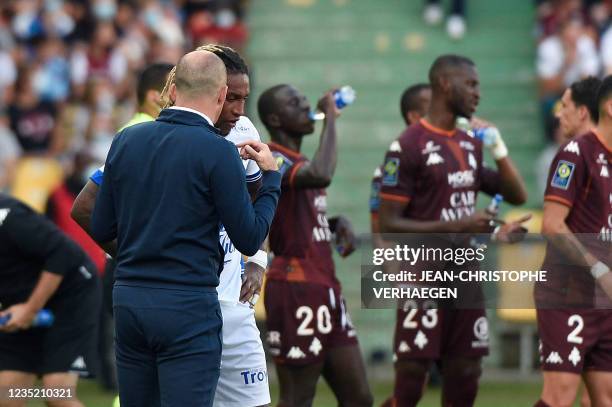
top-left (290, 90), bottom-right (341, 188)
top-left (471, 117), bottom-right (527, 205)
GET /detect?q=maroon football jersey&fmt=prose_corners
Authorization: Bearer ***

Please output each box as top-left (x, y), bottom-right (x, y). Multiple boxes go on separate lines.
top-left (267, 143), bottom-right (340, 289)
top-left (538, 131), bottom-right (612, 307)
top-left (379, 119), bottom-right (500, 222)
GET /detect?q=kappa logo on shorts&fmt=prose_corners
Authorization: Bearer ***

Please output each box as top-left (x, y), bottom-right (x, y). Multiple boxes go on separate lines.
top-left (287, 346), bottom-right (306, 359)
top-left (0, 208), bottom-right (10, 225)
top-left (545, 351), bottom-right (563, 364)
top-left (382, 157), bottom-right (400, 186)
top-left (70, 356), bottom-right (87, 370)
top-left (551, 160), bottom-right (575, 190)
top-left (240, 368), bottom-right (268, 385)
top-left (398, 341), bottom-right (410, 353)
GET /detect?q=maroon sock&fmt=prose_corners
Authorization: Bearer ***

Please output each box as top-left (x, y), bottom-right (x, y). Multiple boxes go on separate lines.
top-left (393, 370), bottom-right (427, 407)
top-left (441, 372), bottom-right (479, 407)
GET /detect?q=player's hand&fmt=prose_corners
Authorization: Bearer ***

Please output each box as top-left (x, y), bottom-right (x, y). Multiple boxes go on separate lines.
top-left (237, 141), bottom-right (278, 172)
top-left (0, 303), bottom-right (37, 332)
top-left (317, 90), bottom-right (341, 119)
top-left (470, 116), bottom-right (494, 129)
top-left (457, 211), bottom-right (494, 233)
top-left (240, 262), bottom-right (264, 307)
top-left (494, 214), bottom-right (532, 243)
top-left (330, 215), bottom-right (356, 258)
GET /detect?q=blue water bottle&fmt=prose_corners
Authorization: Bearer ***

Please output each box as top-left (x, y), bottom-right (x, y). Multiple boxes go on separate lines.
top-left (0, 309), bottom-right (54, 328)
top-left (310, 86), bottom-right (356, 120)
top-left (486, 194), bottom-right (503, 226)
top-left (473, 127), bottom-right (501, 147)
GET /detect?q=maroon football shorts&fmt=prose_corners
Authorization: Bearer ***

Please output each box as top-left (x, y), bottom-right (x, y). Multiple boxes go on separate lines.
top-left (264, 279), bottom-right (358, 365)
top-left (392, 299), bottom-right (489, 362)
top-left (537, 309), bottom-right (612, 373)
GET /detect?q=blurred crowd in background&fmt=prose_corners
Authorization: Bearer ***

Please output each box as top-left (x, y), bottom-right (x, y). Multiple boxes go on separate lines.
top-left (0, 0), bottom-right (250, 194)
top-left (536, 0), bottom-right (612, 140)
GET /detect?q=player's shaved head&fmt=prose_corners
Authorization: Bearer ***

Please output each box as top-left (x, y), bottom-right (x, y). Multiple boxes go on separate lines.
top-left (429, 54), bottom-right (475, 90)
top-left (258, 84), bottom-right (289, 128)
top-left (174, 50), bottom-right (227, 101)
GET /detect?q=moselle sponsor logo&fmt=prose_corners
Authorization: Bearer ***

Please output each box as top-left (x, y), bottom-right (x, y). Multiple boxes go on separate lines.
top-left (447, 170), bottom-right (474, 188)
top-left (240, 368), bottom-right (268, 385)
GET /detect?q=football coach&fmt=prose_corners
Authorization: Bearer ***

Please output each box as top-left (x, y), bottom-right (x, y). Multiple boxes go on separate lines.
top-left (90, 50), bottom-right (281, 407)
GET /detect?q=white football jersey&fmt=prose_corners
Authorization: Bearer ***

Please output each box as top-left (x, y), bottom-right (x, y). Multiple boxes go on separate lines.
top-left (217, 116), bottom-right (262, 303)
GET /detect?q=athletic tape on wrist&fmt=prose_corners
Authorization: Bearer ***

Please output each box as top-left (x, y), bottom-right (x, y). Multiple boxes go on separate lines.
top-left (491, 130), bottom-right (508, 160)
top-left (246, 250), bottom-right (268, 270)
top-left (591, 261), bottom-right (610, 279)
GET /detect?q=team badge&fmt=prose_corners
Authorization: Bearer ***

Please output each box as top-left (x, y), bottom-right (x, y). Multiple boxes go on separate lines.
top-left (382, 157), bottom-right (400, 186)
top-left (550, 160), bottom-right (575, 190)
top-left (273, 153), bottom-right (293, 177)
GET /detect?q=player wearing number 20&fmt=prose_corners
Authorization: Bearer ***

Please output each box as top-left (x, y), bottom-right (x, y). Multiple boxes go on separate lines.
top-left (258, 84), bottom-right (373, 407)
top-left (534, 77), bottom-right (612, 407)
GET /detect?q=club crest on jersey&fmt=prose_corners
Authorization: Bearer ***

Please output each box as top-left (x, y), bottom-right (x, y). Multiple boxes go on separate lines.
top-left (382, 157), bottom-right (400, 186)
top-left (273, 153), bottom-right (294, 177)
top-left (551, 160), bottom-right (575, 190)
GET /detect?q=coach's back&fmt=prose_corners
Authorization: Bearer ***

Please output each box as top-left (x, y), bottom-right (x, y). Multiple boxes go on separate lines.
top-left (98, 109), bottom-right (233, 289)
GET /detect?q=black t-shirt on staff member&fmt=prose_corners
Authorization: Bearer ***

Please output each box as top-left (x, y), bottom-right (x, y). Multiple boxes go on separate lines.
top-left (0, 193), bottom-right (94, 309)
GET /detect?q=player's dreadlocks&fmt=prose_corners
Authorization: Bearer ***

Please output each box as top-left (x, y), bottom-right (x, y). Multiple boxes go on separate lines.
top-left (160, 44), bottom-right (249, 108)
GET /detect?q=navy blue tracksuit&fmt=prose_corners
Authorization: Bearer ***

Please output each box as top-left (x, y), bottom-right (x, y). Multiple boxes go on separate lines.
top-left (91, 108), bottom-right (281, 407)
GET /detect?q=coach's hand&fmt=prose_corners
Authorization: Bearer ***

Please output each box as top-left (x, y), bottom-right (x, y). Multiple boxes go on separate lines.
top-left (237, 141), bottom-right (278, 172)
top-left (240, 262), bottom-right (264, 307)
top-left (0, 303), bottom-right (36, 332)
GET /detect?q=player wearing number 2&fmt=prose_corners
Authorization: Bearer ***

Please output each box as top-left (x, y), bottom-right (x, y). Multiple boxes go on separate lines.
top-left (258, 84), bottom-right (373, 407)
top-left (534, 76), bottom-right (612, 407)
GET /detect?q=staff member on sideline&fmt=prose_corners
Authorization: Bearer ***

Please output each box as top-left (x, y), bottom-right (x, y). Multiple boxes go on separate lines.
top-left (0, 193), bottom-right (100, 407)
top-left (90, 50), bottom-right (281, 407)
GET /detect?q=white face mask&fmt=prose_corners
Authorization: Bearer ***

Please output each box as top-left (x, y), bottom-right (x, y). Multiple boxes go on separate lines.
top-left (93, 0), bottom-right (117, 20)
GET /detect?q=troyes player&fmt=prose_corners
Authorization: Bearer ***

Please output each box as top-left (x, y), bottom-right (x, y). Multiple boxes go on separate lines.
top-left (378, 55), bottom-right (529, 407)
top-left (534, 76), bottom-right (612, 407)
top-left (258, 85), bottom-right (373, 407)
top-left (0, 194), bottom-right (100, 407)
top-left (73, 46), bottom-right (271, 407)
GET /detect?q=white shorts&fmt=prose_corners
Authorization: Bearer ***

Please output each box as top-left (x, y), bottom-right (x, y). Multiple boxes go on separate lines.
top-left (213, 301), bottom-right (270, 407)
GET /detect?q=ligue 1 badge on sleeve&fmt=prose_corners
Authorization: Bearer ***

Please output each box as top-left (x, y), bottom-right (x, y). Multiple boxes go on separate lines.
top-left (382, 157), bottom-right (400, 186)
top-left (551, 160), bottom-right (575, 190)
